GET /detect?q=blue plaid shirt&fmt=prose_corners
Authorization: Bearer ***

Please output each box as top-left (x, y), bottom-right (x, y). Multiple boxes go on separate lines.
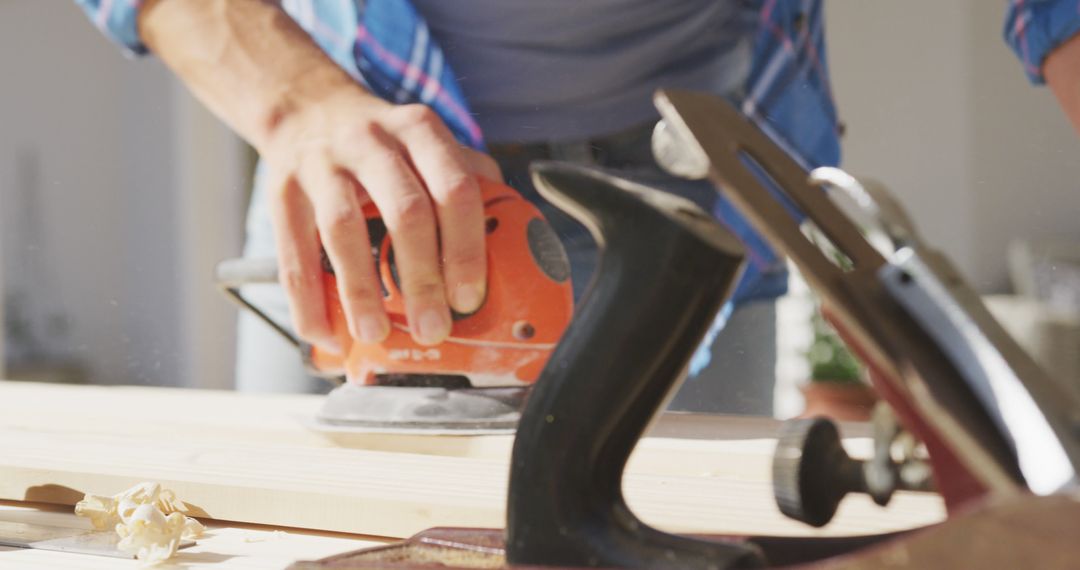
top-left (76, 0), bottom-right (1080, 282)
top-left (72, 0), bottom-right (845, 160)
top-left (74, 0), bottom-right (1078, 301)
top-left (74, 0), bottom-right (845, 299)
top-left (76, 0), bottom-right (1080, 377)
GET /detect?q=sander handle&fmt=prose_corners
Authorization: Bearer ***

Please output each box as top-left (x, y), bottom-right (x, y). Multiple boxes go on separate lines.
top-left (214, 258), bottom-right (342, 381)
top-left (215, 257), bottom-right (297, 347)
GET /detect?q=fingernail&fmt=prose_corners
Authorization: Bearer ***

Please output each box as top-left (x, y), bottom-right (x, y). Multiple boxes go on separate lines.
top-left (317, 337), bottom-right (344, 355)
top-left (356, 314), bottom-right (389, 344)
top-left (452, 282), bottom-right (486, 313)
top-left (416, 308), bottom-right (450, 345)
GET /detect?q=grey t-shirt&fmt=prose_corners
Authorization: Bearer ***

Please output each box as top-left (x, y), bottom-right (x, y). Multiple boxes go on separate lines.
top-left (410, 0), bottom-right (754, 143)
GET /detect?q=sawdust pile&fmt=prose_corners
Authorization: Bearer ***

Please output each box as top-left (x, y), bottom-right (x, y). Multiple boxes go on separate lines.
top-left (74, 482), bottom-right (205, 565)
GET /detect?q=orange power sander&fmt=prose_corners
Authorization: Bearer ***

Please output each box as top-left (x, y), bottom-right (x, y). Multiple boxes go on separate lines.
top-left (216, 179), bottom-right (574, 432)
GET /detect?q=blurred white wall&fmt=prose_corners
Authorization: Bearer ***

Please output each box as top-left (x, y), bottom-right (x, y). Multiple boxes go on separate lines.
top-left (827, 0), bottom-right (1080, 291)
top-left (0, 1), bottom-right (245, 388)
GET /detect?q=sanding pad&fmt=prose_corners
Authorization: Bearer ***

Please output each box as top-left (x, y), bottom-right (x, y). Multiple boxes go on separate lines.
top-left (311, 384), bottom-right (527, 434)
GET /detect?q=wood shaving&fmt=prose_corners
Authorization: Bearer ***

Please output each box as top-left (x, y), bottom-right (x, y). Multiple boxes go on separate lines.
top-left (115, 503), bottom-right (187, 565)
top-left (75, 482), bottom-right (204, 565)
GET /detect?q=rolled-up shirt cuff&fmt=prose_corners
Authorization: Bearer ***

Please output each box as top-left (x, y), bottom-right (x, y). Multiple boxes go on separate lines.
top-left (73, 0), bottom-right (149, 57)
top-left (1004, 0), bottom-right (1080, 84)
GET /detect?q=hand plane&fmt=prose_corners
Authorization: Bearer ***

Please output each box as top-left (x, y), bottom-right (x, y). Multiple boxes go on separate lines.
top-left (290, 90), bottom-right (1080, 569)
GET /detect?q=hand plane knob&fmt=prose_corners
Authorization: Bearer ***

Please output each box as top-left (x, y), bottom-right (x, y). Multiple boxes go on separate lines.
top-left (772, 418), bottom-right (868, 528)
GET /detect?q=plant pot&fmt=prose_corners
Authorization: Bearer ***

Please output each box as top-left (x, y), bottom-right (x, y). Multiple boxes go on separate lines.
top-left (799, 381), bottom-right (877, 422)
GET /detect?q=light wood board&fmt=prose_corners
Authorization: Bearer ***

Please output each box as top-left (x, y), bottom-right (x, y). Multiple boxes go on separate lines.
top-left (0, 381), bottom-right (944, 540)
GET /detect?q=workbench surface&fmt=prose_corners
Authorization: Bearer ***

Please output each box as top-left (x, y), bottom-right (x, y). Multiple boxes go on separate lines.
top-left (0, 381), bottom-right (944, 568)
top-left (0, 501), bottom-right (383, 569)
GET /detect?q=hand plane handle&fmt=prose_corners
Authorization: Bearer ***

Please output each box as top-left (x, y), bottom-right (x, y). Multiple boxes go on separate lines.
top-left (506, 162), bottom-right (762, 569)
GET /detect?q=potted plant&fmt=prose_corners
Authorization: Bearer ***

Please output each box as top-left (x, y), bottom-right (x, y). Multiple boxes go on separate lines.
top-left (800, 309), bottom-right (877, 421)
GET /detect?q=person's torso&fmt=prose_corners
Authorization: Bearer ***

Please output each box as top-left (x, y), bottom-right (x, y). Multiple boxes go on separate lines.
top-left (410, 0), bottom-right (754, 143)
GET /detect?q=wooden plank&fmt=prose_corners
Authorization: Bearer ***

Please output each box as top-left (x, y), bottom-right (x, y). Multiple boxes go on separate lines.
top-left (0, 502), bottom-right (384, 569)
top-left (0, 381), bottom-right (944, 539)
top-left (0, 381), bottom-right (868, 465)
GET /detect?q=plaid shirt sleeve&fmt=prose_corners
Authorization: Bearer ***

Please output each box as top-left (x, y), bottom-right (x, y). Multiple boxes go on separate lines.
top-left (72, 0), bottom-right (147, 56)
top-left (1005, 0), bottom-right (1080, 84)
top-left (72, 0), bottom-right (484, 149)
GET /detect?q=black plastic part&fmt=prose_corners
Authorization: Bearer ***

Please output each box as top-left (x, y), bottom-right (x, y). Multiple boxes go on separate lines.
top-left (526, 217), bottom-right (572, 283)
top-left (772, 418), bottom-right (866, 528)
top-left (374, 374), bottom-right (472, 389)
top-left (506, 162), bottom-right (761, 569)
top-left (368, 218), bottom-right (391, 299)
top-left (387, 233), bottom-right (481, 322)
top-left (319, 248), bottom-right (335, 274)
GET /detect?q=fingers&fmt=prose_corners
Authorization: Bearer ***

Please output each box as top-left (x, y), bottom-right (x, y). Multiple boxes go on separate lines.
top-left (351, 123), bottom-right (452, 346)
top-left (390, 105), bottom-right (488, 315)
top-left (300, 156), bottom-right (390, 344)
top-left (463, 148), bottom-right (504, 184)
top-left (270, 103), bottom-right (497, 348)
top-left (267, 168), bottom-right (339, 352)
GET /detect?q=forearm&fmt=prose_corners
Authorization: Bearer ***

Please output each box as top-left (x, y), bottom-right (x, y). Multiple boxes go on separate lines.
top-left (139, 0), bottom-right (496, 347)
top-left (1045, 33), bottom-right (1080, 137)
top-left (137, 0), bottom-right (375, 151)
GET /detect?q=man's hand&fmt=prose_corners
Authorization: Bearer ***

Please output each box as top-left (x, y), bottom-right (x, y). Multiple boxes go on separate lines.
top-left (261, 91), bottom-right (500, 348)
top-left (139, 0), bottom-right (499, 348)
